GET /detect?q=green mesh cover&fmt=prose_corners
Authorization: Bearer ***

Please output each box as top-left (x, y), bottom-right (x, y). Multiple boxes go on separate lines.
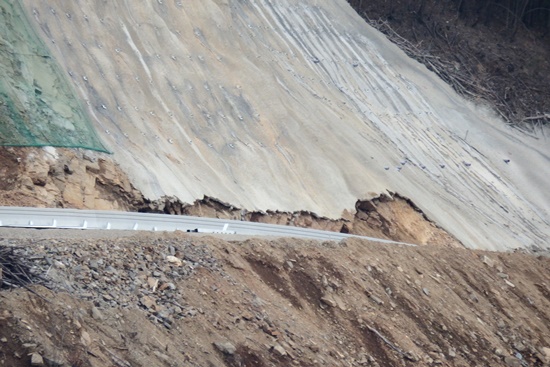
top-left (0, 0), bottom-right (109, 153)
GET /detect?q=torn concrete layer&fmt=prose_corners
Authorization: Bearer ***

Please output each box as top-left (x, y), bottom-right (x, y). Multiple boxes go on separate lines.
top-left (143, 193), bottom-right (461, 248)
top-left (0, 147), bottom-right (458, 247)
top-left (13, 1), bottom-right (550, 250)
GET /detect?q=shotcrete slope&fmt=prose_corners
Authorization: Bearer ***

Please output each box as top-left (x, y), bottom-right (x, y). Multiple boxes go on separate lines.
top-left (21, 0), bottom-right (549, 250)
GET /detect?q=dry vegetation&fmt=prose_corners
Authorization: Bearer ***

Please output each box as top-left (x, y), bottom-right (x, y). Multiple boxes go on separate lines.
top-left (348, 0), bottom-right (550, 133)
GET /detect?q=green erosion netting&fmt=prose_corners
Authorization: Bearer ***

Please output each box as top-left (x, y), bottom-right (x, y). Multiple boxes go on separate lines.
top-left (0, 0), bottom-right (109, 153)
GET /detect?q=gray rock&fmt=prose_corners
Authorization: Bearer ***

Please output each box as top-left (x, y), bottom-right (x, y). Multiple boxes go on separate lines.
top-left (30, 353), bottom-right (44, 366)
top-left (422, 288), bottom-right (430, 296)
top-left (513, 341), bottom-right (526, 352)
top-left (272, 344), bottom-right (287, 356)
top-left (482, 255), bottom-right (495, 267)
top-left (91, 307), bottom-right (104, 320)
top-left (154, 350), bottom-right (171, 364)
top-left (43, 354), bottom-right (64, 367)
top-left (504, 356), bottom-right (521, 367)
top-left (214, 341), bottom-right (236, 355)
top-left (320, 295), bottom-right (336, 308)
top-left (369, 295), bottom-right (384, 305)
top-left (88, 259), bottom-right (99, 270)
top-left (448, 348), bottom-right (456, 358)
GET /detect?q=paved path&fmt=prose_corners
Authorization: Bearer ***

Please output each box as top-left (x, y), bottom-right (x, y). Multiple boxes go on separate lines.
top-left (0, 206), bottom-right (414, 245)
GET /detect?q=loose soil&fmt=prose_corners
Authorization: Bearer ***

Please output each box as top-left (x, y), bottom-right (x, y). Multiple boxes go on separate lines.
top-left (0, 230), bottom-right (549, 367)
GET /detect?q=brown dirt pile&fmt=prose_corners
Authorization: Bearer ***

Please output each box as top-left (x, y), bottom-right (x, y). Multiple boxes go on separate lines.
top-left (0, 147), bottom-right (142, 211)
top-left (1, 231), bottom-right (549, 367)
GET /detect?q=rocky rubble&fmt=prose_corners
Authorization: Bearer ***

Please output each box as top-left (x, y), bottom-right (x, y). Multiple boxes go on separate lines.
top-left (0, 231), bottom-right (550, 367)
top-left (1, 234), bottom-right (222, 330)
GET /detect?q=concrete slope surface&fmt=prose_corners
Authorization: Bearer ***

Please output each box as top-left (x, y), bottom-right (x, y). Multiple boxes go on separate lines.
top-left (21, 0), bottom-right (549, 250)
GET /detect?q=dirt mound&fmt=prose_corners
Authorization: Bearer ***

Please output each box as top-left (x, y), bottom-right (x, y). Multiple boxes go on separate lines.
top-left (1, 230), bottom-right (549, 367)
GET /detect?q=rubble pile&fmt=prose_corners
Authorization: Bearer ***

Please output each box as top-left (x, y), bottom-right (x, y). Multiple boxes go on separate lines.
top-left (0, 231), bottom-right (549, 367)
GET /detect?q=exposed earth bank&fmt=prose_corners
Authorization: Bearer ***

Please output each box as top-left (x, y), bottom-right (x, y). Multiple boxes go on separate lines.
top-left (0, 147), bottom-right (459, 247)
top-left (0, 230), bottom-right (549, 367)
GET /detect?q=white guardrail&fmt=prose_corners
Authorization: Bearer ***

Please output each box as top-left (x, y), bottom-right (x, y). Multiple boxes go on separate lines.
top-left (0, 207), bottom-right (414, 245)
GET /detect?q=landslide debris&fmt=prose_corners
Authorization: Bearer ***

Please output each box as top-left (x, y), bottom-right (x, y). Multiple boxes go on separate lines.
top-left (0, 147), bottom-right (143, 211)
top-left (0, 147), bottom-right (460, 247)
top-left (0, 231), bottom-right (549, 367)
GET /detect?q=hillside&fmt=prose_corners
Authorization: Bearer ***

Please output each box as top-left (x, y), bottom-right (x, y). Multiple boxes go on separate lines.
top-left (1, 229), bottom-right (550, 367)
top-left (0, 0), bottom-right (548, 250)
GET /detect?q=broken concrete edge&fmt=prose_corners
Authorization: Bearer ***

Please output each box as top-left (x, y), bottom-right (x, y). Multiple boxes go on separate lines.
top-left (0, 147), bottom-right (462, 247)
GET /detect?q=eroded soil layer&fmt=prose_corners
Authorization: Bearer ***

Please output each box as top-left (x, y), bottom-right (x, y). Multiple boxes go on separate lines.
top-left (0, 147), bottom-right (459, 246)
top-left (0, 232), bottom-right (549, 367)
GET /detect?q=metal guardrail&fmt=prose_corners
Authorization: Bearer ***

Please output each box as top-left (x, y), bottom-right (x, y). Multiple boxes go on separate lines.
top-left (0, 207), bottom-right (415, 245)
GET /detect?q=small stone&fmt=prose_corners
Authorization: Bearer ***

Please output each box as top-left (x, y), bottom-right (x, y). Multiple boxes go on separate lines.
top-left (422, 288), bottom-right (430, 296)
top-left (497, 273), bottom-right (509, 279)
top-left (320, 296), bottom-right (337, 308)
top-left (43, 355), bottom-right (64, 367)
top-left (147, 277), bottom-right (159, 290)
top-left (504, 356), bottom-right (521, 367)
top-left (272, 344), bottom-right (287, 356)
top-left (140, 296), bottom-right (157, 310)
top-left (91, 307), bottom-right (103, 320)
top-left (404, 351), bottom-right (419, 362)
top-left (214, 341), bottom-right (236, 355)
top-left (30, 353), bottom-right (44, 366)
top-left (154, 351), bottom-right (171, 364)
top-left (308, 343), bottom-right (320, 353)
top-left (153, 271), bottom-right (162, 277)
top-left (494, 348), bottom-right (505, 357)
top-left (504, 280), bottom-right (515, 288)
top-left (369, 295), bottom-right (384, 305)
top-left (513, 342), bottom-right (526, 352)
top-left (1, 337), bottom-right (7, 343)
top-left (166, 256), bottom-right (182, 266)
top-left (80, 331), bottom-right (92, 346)
top-left (88, 259), bottom-right (99, 270)
top-left (448, 348), bottom-right (456, 358)
top-left (481, 255), bottom-right (495, 267)
top-left (53, 260), bottom-right (65, 269)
